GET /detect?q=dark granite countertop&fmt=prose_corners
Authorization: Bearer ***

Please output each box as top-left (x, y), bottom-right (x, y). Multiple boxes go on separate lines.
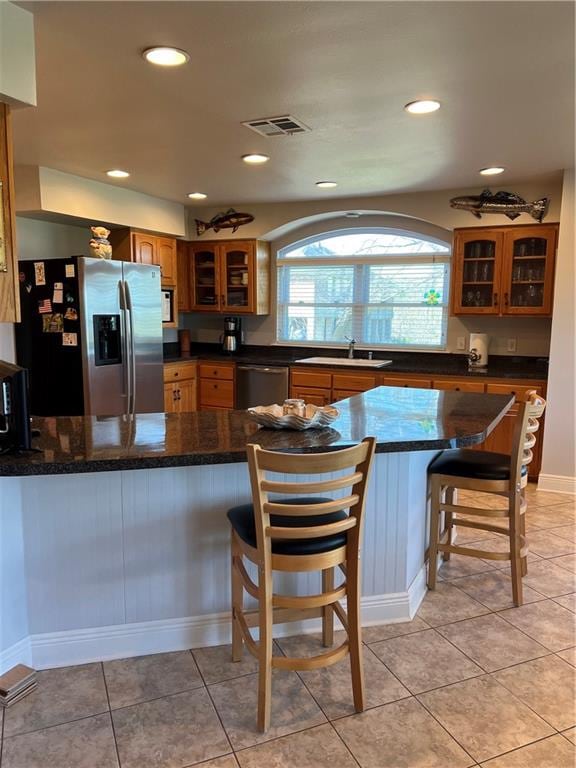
top-left (163, 343), bottom-right (548, 380)
top-left (0, 387), bottom-right (513, 476)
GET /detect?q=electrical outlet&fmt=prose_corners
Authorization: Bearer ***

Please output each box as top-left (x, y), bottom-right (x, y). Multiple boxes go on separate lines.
top-left (507, 338), bottom-right (517, 353)
top-left (456, 336), bottom-right (466, 350)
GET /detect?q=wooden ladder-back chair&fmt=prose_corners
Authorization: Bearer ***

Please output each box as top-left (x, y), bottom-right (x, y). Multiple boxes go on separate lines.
top-left (227, 437), bottom-right (376, 732)
top-left (427, 390), bottom-right (546, 607)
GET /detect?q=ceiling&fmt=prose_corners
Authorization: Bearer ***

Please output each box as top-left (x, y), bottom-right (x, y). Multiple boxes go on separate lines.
top-left (14, 1), bottom-right (575, 207)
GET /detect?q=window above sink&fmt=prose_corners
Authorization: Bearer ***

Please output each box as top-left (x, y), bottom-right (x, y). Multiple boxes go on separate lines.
top-left (276, 228), bottom-right (451, 351)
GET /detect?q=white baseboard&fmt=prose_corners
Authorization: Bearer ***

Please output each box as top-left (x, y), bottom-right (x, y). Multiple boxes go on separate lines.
top-left (0, 636), bottom-right (32, 675)
top-left (537, 474), bottom-right (576, 495)
top-left (2, 571), bottom-right (428, 671)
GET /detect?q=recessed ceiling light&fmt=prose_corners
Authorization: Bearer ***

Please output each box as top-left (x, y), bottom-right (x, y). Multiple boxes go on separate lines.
top-left (106, 169), bottom-right (130, 178)
top-left (142, 47), bottom-right (189, 67)
top-left (479, 166), bottom-right (505, 176)
top-left (242, 153), bottom-right (270, 164)
top-left (187, 192), bottom-right (207, 200)
top-left (316, 181), bottom-right (338, 188)
top-left (404, 100), bottom-right (441, 114)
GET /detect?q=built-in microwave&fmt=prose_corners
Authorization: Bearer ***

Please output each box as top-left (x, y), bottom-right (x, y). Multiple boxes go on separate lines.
top-left (161, 288), bottom-right (175, 324)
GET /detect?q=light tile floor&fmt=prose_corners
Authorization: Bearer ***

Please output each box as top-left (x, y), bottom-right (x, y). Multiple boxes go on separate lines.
top-left (1, 488), bottom-right (575, 768)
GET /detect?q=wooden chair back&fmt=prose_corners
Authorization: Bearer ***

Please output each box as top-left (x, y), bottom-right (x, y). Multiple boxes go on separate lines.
top-left (510, 390), bottom-right (547, 489)
top-left (246, 438), bottom-right (376, 551)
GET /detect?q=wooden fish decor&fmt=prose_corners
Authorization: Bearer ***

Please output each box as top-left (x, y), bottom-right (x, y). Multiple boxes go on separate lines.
top-left (449, 189), bottom-right (549, 222)
top-left (195, 208), bottom-right (254, 236)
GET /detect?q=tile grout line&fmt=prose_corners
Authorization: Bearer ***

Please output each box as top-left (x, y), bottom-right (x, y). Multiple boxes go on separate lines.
top-left (272, 638), bottom-right (363, 768)
top-left (188, 648), bottom-right (236, 759)
top-left (100, 661), bottom-right (122, 768)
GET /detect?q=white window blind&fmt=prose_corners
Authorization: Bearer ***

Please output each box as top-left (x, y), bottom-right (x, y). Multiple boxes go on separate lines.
top-left (276, 230), bottom-right (451, 349)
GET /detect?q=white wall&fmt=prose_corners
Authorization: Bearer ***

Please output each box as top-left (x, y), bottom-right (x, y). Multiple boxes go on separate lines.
top-left (540, 169), bottom-right (576, 491)
top-left (16, 216), bottom-right (89, 260)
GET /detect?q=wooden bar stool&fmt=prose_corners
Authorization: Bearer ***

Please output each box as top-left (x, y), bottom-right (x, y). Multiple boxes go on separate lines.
top-left (427, 391), bottom-right (546, 607)
top-left (228, 438), bottom-right (376, 732)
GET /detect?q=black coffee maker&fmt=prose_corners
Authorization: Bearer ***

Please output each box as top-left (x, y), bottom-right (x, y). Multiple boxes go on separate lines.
top-left (220, 316), bottom-right (242, 354)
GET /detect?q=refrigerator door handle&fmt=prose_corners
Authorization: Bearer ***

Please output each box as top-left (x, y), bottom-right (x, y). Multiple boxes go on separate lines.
top-left (118, 280), bottom-right (130, 406)
top-left (124, 280), bottom-right (137, 413)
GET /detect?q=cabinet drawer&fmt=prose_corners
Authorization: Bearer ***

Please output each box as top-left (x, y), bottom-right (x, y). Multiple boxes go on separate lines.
top-left (199, 379), bottom-right (234, 407)
top-left (291, 370), bottom-right (332, 389)
top-left (164, 362), bottom-right (197, 383)
top-left (432, 379), bottom-right (486, 393)
top-left (199, 363), bottom-right (235, 381)
top-left (332, 374), bottom-right (377, 392)
top-left (290, 386), bottom-right (332, 406)
top-left (382, 376), bottom-right (432, 389)
top-left (333, 389), bottom-right (365, 401)
top-left (485, 383), bottom-right (544, 400)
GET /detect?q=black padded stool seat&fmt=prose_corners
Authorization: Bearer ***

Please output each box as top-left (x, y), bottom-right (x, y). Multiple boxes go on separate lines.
top-left (227, 497), bottom-right (348, 556)
top-left (429, 449), bottom-right (527, 481)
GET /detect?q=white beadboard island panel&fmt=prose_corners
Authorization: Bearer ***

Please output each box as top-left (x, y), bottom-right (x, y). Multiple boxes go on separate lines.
top-left (1, 452), bottom-right (434, 670)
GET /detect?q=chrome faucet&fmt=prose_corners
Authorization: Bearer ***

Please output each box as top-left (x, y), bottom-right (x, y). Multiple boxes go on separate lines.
top-left (345, 336), bottom-right (356, 359)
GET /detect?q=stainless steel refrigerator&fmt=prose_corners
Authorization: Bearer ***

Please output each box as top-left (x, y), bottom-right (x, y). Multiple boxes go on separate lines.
top-left (16, 256), bottom-right (164, 417)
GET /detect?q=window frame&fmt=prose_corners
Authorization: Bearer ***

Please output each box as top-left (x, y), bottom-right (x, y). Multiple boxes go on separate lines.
top-left (275, 227), bottom-right (452, 352)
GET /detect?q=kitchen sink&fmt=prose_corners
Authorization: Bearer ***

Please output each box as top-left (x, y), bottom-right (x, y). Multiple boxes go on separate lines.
top-left (295, 357), bottom-right (393, 368)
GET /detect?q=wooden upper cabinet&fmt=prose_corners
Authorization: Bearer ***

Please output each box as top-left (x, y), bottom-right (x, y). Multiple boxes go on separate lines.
top-left (188, 239), bottom-right (270, 315)
top-left (0, 104), bottom-right (20, 323)
top-left (156, 237), bottom-right (176, 284)
top-left (451, 224), bottom-right (558, 317)
top-left (109, 229), bottom-right (177, 286)
top-left (132, 232), bottom-right (157, 265)
top-left (501, 226), bottom-right (557, 315)
top-left (451, 229), bottom-right (505, 315)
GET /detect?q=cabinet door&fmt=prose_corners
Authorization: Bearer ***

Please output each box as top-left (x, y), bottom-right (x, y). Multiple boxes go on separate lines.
top-left (178, 379), bottom-right (197, 412)
top-left (164, 382), bottom-right (178, 412)
top-left (451, 230), bottom-right (504, 314)
top-left (176, 241), bottom-right (192, 311)
top-left (191, 244), bottom-right (220, 311)
top-left (219, 242), bottom-right (254, 313)
top-left (290, 386), bottom-right (332, 406)
top-left (132, 233), bottom-right (157, 265)
top-left (501, 226), bottom-right (557, 315)
top-left (199, 379), bottom-right (235, 408)
top-left (157, 237), bottom-right (176, 284)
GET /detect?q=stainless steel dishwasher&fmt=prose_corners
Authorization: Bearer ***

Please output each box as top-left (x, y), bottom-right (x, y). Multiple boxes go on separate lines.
top-left (236, 365), bottom-right (289, 408)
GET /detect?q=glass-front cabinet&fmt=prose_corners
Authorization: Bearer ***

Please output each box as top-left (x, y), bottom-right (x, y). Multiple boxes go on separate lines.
top-left (188, 240), bottom-right (270, 314)
top-left (191, 245), bottom-right (220, 311)
top-left (501, 227), bottom-right (557, 315)
top-left (451, 224), bottom-right (557, 316)
top-left (221, 243), bottom-right (252, 312)
top-left (452, 229), bottom-right (504, 314)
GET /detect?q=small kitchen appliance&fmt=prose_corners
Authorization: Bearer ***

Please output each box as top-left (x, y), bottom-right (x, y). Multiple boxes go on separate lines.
top-left (468, 333), bottom-right (489, 370)
top-left (220, 316), bottom-right (242, 354)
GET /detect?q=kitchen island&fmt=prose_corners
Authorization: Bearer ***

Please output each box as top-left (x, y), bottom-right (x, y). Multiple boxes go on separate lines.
top-left (0, 387), bottom-right (512, 673)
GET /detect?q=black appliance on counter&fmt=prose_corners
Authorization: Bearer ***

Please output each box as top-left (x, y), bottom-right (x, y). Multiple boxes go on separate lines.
top-left (220, 316), bottom-right (242, 354)
top-left (0, 360), bottom-right (32, 453)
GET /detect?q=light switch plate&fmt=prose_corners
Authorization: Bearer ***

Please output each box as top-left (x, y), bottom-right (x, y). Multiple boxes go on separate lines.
top-left (456, 336), bottom-right (466, 350)
top-left (507, 338), bottom-right (517, 352)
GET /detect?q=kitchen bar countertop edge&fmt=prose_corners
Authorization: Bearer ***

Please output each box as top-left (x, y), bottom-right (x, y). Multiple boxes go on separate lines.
top-left (0, 387), bottom-right (514, 477)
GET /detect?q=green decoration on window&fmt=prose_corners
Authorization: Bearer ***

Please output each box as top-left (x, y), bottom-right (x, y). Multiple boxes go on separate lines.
top-left (424, 289), bottom-right (441, 305)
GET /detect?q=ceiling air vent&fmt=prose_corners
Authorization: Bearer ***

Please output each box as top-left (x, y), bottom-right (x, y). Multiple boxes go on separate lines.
top-left (242, 115), bottom-right (310, 137)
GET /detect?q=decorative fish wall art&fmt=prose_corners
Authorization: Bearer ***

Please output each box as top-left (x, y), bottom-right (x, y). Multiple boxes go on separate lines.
top-left (195, 208), bottom-right (255, 236)
top-left (449, 189), bottom-right (549, 222)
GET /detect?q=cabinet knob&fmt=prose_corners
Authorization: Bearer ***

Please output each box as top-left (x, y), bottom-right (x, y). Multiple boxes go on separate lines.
top-left (504, 292), bottom-right (509, 306)
top-left (493, 293), bottom-right (498, 306)
top-left (174, 371), bottom-right (179, 377)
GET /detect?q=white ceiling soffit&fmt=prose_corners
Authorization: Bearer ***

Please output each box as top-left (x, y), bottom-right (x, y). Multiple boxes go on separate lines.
top-left (13, 1), bottom-right (576, 206)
